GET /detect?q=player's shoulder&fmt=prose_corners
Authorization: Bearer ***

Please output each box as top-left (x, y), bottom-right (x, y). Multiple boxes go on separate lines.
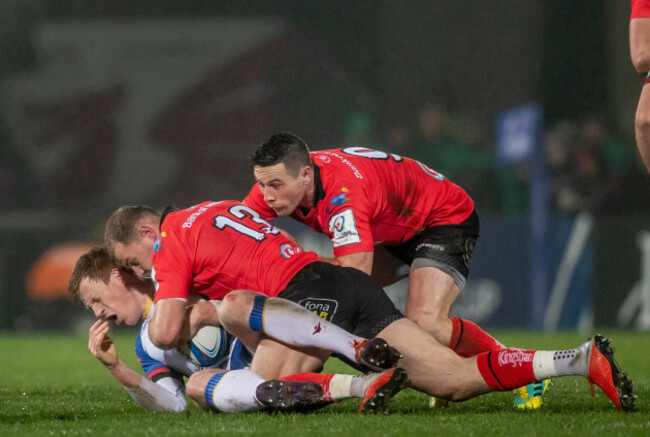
top-left (162, 201), bottom-right (232, 229)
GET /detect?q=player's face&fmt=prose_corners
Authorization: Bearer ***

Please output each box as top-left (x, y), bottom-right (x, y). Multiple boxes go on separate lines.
top-left (79, 271), bottom-right (145, 326)
top-left (113, 237), bottom-right (154, 279)
top-left (254, 162), bottom-right (307, 216)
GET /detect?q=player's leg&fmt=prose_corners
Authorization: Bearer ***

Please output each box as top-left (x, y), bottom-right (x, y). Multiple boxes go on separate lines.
top-left (377, 319), bottom-right (635, 411)
top-left (405, 266), bottom-right (504, 355)
top-left (187, 368), bottom-right (326, 413)
top-left (377, 318), bottom-right (488, 400)
top-left (186, 368), bottom-right (266, 412)
top-left (261, 367), bottom-right (409, 414)
top-left (400, 212), bottom-right (504, 355)
top-left (218, 288), bottom-right (400, 370)
top-left (249, 338), bottom-right (328, 379)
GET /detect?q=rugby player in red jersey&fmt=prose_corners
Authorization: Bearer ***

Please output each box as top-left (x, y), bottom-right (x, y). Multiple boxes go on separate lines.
top-left (68, 246), bottom-right (402, 414)
top-left (104, 201), bottom-right (634, 412)
top-left (244, 133), bottom-right (495, 357)
top-left (631, 0), bottom-right (650, 171)
top-left (241, 132), bottom-right (604, 408)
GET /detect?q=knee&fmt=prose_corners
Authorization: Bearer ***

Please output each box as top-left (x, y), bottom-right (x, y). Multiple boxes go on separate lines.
top-left (218, 290), bottom-right (257, 327)
top-left (408, 308), bottom-right (452, 338)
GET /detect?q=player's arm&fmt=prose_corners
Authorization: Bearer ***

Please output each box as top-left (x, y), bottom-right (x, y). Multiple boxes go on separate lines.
top-left (635, 82), bottom-right (650, 172)
top-left (630, 18), bottom-right (650, 74)
top-left (184, 300), bottom-right (222, 339)
top-left (89, 319), bottom-right (187, 412)
top-left (148, 298), bottom-right (187, 350)
top-left (88, 318), bottom-right (143, 386)
top-left (335, 251), bottom-right (374, 276)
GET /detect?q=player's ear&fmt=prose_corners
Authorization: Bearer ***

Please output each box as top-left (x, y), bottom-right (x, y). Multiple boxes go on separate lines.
top-left (137, 223), bottom-right (158, 241)
top-left (300, 165), bottom-right (313, 185)
top-left (110, 267), bottom-right (122, 278)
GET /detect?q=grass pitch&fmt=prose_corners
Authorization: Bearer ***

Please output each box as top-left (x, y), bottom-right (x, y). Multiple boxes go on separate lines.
top-left (0, 330), bottom-right (648, 436)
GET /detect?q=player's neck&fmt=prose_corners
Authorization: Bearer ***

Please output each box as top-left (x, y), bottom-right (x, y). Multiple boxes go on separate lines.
top-left (299, 183), bottom-right (315, 212)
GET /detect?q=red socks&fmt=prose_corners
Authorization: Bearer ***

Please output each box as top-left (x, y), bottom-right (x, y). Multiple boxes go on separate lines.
top-left (476, 349), bottom-right (537, 390)
top-left (449, 316), bottom-right (504, 357)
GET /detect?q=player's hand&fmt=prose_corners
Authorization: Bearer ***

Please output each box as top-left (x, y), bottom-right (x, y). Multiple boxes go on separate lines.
top-left (88, 318), bottom-right (119, 369)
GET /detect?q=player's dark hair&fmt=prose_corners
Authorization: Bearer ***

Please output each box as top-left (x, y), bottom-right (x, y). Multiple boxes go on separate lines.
top-left (251, 132), bottom-right (312, 177)
top-left (104, 205), bottom-right (161, 256)
top-left (67, 246), bottom-right (115, 301)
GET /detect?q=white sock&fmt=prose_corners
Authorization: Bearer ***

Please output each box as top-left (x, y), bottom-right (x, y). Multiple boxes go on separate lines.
top-left (532, 341), bottom-right (591, 380)
top-left (258, 297), bottom-right (364, 363)
top-left (208, 369), bottom-right (264, 413)
top-left (328, 374), bottom-right (354, 400)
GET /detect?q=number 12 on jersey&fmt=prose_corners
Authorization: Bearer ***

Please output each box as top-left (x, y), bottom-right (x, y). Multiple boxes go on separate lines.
top-left (212, 204), bottom-right (280, 241)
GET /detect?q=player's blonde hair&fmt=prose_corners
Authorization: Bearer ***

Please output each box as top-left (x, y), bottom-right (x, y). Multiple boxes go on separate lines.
top-left (104, 205), bottom-right (161, 256)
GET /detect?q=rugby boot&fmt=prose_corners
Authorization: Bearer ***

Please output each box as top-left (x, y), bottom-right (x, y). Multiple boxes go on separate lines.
top-left (586, 334), bottom-right (636, 412)
top-left (512, 379), bottom-right (551, 409)
top-left (256, 380), bottom-right (326, 412)
top-left (358, 367), bottom-right (408, 414)
top-left (353, 338), bottom-right (402, 371)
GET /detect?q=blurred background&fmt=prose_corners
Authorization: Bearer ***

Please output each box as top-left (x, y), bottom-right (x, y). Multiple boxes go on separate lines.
top-left (1, 0), bottom-right (649, 334)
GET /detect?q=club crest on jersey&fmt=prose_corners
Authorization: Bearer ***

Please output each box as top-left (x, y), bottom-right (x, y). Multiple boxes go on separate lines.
top-left (298, 298), bottom-right (338, 322)
top-left (328, 209), bottom-right (360, 247)
top-left (330, 188), bottom-right (350, 206)
top-left (280, 243), bottom-right (303, 259)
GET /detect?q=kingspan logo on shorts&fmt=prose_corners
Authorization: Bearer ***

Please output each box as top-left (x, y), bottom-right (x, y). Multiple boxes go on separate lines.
top-left (298, 298), bottom-right (339, 322)
top-left (279, 243), bottom-right (303, 259)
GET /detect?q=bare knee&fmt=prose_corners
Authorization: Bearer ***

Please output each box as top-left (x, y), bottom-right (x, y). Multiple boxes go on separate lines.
top-left (218, 289), bottom-right (257, 327)
top-left (407, 307), bottom-right (453, 345)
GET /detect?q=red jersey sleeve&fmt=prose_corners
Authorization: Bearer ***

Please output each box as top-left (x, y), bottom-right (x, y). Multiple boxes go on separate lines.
top-left (632, 0), bottom-right (650, 18)
top-left (151, 230), bottom-right (193, 303)
top-left (321, 187), bottom-right (375, 257)
top-left (242, 184), bottom-right (277, 221)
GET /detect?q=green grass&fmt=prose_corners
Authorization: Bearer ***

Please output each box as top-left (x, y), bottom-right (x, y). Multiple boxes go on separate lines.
top-left (1, 330), bottom-right (648, 436)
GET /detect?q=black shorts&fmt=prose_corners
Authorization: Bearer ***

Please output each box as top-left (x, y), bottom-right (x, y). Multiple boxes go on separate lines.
top-left (278, 261), bottom-right (404, 339)
top-left (385, 209), bottom-right (479, 284)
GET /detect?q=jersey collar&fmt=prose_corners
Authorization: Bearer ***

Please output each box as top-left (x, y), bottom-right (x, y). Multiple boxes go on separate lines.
top-left (159, 206), bottom-right (178, 230)
top-left (143, 297), bottom-right (153, 320)
top-left (312, 163), bottom-right (326, 207)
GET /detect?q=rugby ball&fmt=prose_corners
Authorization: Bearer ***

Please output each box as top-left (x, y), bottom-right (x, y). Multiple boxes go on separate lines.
top-left (182, 325), bottom-right (229, 367)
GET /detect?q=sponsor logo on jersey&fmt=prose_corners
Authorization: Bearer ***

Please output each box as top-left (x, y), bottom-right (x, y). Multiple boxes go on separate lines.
top-left (182, 201), bottom-right (220, 228)
top-left (312, 151), bottom-right (364, 179)
top-left (298, 298), bottom-right (339, 321)
top-left (280, 243), bottom-right (303, 259)
top-left (330, 187), bottom-right (350, 206)
top-left (329, 209), bottom-right (361, 247)
top-left (315, 155), bottom-right (331, 163)
top-left (498, 349), bottom-right (533, 367)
